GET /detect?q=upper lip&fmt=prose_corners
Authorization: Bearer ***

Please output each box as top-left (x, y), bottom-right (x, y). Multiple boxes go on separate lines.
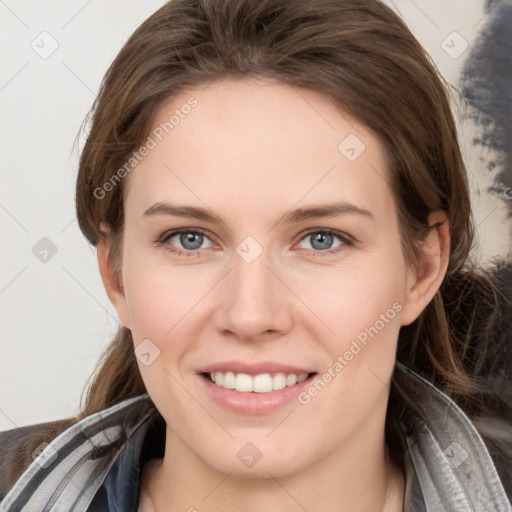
top-left (198, 360), bottom-right (315, 376)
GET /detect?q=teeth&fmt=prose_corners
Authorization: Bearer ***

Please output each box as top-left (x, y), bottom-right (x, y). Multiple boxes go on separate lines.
top-left (254, 373), bottom-right (272, 393)
top-left (223, 371), bottom-right (236, 389)
top-left (286, 374), bottom-right (298, 386)
top-left (209, 371), bottom-right (310, 393)
top-left (235, 373), bottom-right (253, 392)
top-left (272, 373), bottom-right (287, 390)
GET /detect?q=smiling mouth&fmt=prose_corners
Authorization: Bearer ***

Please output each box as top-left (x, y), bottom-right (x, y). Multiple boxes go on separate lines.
top-left (202, 371), bottom-right (317, 393)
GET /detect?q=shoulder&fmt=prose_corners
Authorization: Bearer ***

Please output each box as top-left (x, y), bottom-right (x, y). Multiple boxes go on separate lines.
top-left (0, 395), bottom-right (158, 511)
top-left (0, 418), bottom-right (76, 501)
top-left (397, 363), bottom-right (512, 508)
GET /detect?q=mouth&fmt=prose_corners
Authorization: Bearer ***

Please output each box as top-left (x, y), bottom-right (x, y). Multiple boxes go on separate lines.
top-left (197, 361), bottom-right (318, 413)
top-left (201, 371), bottom-right (317, 393)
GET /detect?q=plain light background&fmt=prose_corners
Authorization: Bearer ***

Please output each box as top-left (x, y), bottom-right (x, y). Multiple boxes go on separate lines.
top-left (1, 0), bottom-right (509, 430)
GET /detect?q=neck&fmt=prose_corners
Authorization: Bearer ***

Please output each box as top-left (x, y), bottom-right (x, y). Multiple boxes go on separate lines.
top-left (144, 429), bottom-right (405, 511)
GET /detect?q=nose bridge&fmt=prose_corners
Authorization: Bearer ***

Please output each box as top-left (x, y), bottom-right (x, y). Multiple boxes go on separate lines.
top-left (213, 240), bottom-right (293, 340)
top-left (232, 249), bottom-right (273, 302)
top-left (231, 234), bottom-right (275, 299)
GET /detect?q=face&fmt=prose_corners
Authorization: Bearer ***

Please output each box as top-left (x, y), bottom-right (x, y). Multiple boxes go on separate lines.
top-left (105, 78), bottom-right (426, 478)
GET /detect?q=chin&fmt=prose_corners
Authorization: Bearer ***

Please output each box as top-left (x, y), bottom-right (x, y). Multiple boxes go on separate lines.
top-left (198, 438), bottom-right (312, 479)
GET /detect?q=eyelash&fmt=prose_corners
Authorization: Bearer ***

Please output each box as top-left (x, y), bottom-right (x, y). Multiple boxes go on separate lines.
top-left (156, 228), bottom-right (355, 258)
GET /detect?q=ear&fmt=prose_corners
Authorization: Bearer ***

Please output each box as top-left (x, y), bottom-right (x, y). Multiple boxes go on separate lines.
top-left (97, 226), bottom-right (131, 329)
top-left (400, 211), bottom-right (450, 326)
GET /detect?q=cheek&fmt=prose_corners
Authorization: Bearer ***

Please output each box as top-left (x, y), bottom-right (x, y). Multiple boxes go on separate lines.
top-left (124, 276), bottom-right (173, 344)
top-left (120, 253), bottom-right (216, 401)
top-left (122, 259), bottom-right (204, 418)
top-left (306, 281), bottom-right (405, 423)
top-left (121, 246), bottom-right (208, 343)
top-left (289, 256), bottom-right (406, 351)
top-left (292, 253), bottom-right (407, 404)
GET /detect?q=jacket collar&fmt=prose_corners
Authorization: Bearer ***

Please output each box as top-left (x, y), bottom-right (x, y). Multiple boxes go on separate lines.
top-left (1, 363), bottom-right (510, 511)
top-left (397, 362), bottom-right (511, 511)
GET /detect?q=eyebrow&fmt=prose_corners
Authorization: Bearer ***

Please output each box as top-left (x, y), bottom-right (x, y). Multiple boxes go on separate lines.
top-left (143, 201), bottom-right (375, 224)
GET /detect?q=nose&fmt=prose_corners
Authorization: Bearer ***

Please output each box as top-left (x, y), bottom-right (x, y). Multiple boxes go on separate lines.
top-left (213, 249), bottom-right (294, 343)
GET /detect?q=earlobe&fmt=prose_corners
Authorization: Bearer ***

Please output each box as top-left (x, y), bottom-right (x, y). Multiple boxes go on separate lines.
top-left (97, 233), bottom-right (131, 329)
top-left (400, 211), bottom-right (450, 326)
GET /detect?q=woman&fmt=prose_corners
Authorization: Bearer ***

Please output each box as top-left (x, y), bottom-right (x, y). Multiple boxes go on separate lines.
top-left (1, 0), bottom-right (511, 510)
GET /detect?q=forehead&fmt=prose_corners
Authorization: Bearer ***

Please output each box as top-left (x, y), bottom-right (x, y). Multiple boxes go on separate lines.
top-left (124, 78), bottom-right (393, 222)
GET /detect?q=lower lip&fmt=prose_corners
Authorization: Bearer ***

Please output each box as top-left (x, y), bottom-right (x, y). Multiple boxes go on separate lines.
top-left (199, 374), bottom-right (316, 414)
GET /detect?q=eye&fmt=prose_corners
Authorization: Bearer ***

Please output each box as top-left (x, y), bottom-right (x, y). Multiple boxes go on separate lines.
top-left (159, 228), bottom-right (215, 255)
top-left (157, 228), bottom-right (353, 257)
top-left (296, 229), bottom-right (352, 254)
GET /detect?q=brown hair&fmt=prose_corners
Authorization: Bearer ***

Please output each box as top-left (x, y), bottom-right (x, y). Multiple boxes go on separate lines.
top-left (3, 0), bottom-right (511, 496)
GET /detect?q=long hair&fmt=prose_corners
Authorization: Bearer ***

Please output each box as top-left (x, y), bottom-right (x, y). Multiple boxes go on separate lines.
top-left (4, 0), bottom-right (511, 495)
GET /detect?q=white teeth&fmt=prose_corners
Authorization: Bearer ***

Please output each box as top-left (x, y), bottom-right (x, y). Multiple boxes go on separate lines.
top-left (272, 373), bottom-right (287, 390)
top-left (223, 371), bottom-right (236, 389)
top-left (209, 371), bottom-right (311, 393)
top-left (253, 374), bottom-right (273, 393)
top-left (286, 374), bottom-right (297, 386)
top-left (235, 373), bottom-right (253, 392)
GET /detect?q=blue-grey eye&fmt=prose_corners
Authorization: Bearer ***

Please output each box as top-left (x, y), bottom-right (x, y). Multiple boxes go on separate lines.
top-left (179, 232), bottom-right (204, 250)
top-left (165, 230), bottom-right (213, 251)
top-left (299, 231), bottom-right (344, 251)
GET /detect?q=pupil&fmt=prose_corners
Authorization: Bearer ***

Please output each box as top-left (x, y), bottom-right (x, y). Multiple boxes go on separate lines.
top-left (311, 232), bottom-right (333, 250)
top-left (180, 232), bottom-right (203, 250)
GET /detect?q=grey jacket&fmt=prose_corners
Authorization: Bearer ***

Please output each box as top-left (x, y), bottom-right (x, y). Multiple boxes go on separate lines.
top-left (0, 362), bottom-right (510, 511)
